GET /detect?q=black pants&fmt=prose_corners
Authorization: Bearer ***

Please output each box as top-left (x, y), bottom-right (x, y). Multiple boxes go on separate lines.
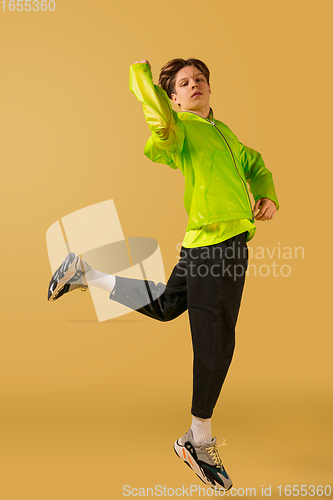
top-left (109, 231), bottom-right (248, 419)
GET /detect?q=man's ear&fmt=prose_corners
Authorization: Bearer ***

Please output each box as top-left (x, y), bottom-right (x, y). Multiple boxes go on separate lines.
top-left (171, 93), bottom-right (178, 105)
top-left (171, 92), bottom-right (182, 108)
top-left (209, 84), bottom-right (212, 94)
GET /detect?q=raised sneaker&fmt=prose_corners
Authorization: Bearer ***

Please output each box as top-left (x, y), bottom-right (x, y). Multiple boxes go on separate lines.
top-left (174, 428), bottom-right (232, 491)
top-left (47, 253), bottom-right (92, 302)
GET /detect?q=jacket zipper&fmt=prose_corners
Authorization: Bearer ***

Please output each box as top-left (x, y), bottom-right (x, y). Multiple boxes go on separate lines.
top-left (211, 121), bottom-right (253, 219)
top-left (182, 108), bottom-right (254, 220)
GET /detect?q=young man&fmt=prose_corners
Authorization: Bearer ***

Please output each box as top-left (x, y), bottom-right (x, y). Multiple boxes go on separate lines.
top-left (47, 58), bottom-right (279, 491)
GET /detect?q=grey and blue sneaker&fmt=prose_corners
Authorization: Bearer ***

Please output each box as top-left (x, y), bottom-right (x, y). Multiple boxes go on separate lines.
top-left (173, 428), bottom-right (233, 491)
top-left (47, 253), bottom-right (92, 302)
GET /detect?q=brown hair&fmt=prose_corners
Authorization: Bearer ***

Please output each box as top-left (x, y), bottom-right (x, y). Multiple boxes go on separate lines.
top-left (158, 58), bottom-right (210, 105)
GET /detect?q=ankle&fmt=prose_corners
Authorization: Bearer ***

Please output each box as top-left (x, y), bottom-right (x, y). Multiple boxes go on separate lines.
top-left (191, 416), bottom-right (212, 443)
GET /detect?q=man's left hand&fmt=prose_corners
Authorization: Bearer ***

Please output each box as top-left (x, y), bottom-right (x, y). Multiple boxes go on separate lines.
top-left (252, 198), bottom-right (277, 221)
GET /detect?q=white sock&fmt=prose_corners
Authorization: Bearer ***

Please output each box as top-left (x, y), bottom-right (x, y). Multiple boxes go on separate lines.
top-left (191, 416), bottom-right (212, 444)
top-left (85, 270), bottom-right (116, 294)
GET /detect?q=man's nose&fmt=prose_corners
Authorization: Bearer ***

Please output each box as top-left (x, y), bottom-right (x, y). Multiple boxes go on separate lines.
top-left (191, 80), bottom-right (198, 88)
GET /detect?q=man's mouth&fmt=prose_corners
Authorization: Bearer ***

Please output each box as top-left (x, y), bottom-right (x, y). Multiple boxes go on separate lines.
top-left (191, 92), bottom-right (202, 97)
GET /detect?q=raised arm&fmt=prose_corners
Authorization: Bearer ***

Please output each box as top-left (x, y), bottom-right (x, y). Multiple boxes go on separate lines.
top-left (129, 60), bottom-right (185, 155)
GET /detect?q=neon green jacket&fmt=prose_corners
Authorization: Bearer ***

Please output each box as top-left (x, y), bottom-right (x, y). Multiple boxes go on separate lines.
top-left (129, 63), bottom-right (279, 232)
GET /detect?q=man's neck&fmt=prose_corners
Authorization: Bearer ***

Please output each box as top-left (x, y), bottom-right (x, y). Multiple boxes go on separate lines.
top-left (180, 104), bottom-right (211, 120)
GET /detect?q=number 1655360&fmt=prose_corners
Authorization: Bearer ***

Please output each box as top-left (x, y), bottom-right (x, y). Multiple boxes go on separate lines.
top-left (1, 0), bottom-right (55, 11)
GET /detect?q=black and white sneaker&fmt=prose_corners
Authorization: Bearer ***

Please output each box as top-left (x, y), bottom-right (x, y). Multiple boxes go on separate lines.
top-left (174, 428), bottom-right (233, 491)
top-left (47, 253), bottom-right (92, 302)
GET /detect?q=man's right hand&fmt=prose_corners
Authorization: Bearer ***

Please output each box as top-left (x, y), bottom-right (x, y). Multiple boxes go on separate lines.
top-left (133, 59), bottom-right (151, 70)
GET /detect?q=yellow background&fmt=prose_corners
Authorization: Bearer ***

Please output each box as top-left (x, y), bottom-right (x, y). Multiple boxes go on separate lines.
top-left (1, 0), bottom-right (332, 498)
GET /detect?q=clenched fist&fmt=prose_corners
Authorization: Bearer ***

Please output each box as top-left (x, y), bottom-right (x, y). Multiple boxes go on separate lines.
top-left (252, 197), bottom-right (277, 221)
top-left (133, 59), bottom-right (151, 70)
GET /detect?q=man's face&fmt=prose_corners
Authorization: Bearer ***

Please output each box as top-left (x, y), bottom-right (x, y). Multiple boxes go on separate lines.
top-left (171, 65), bottom-right (211, 114)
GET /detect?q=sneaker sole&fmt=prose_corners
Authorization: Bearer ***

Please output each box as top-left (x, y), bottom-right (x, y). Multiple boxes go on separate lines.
top-left (174, 440), bottom-right (215, 488)
top-left (173, 440), bottom-right (233, 491)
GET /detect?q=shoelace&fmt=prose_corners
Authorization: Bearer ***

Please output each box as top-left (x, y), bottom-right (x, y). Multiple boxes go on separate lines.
top-left (206, 438), bottom-right (227, 467)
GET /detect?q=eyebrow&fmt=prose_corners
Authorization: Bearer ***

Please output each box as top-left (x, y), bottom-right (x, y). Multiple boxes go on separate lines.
top-left (178, 73), bottom-right (204, 83)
